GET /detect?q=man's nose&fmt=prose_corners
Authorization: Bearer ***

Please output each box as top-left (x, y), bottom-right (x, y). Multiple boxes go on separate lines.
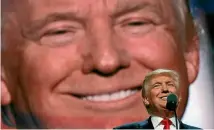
top-left (82, 19), bottom-right (130, 75)
top-left (92, 45), bottom-right (127, 74)
top-left (162, 84), bottom-right (169, 92)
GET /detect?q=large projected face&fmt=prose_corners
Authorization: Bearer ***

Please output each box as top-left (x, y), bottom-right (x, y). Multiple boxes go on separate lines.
top-left (1, 0), bottom-right (199, 128)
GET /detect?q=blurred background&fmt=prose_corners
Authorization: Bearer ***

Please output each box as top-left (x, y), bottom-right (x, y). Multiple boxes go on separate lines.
top-left (182, 0), bottom-right (214, 129)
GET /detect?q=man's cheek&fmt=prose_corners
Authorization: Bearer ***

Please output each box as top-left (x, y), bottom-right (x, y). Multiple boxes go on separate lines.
top-left (130, 43), bottom-right (178, 69)
top-left (170, 88), bottom-right (178, 94)
top-left (124, 29), bottom-right (181, 68)
top-left (20, 57), bottom-right (65, 87)
top-left (20, 46), bottom-right (78, 86)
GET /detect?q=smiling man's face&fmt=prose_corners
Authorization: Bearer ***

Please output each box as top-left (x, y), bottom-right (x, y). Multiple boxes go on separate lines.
top-left (1, 0), bottom-right (199, 128)
top-left (143, 74), bottom-right (179, 116)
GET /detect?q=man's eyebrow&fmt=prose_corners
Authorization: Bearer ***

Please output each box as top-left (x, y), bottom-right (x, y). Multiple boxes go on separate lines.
top-left (112, 0), bottom-right (159, 17)
top-left (23, 12), bottom-right (83, 35)
top-left (166, 81), bottom-right (174, 84)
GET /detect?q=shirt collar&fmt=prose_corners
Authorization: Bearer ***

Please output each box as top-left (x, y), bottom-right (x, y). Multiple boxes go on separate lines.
top-left (169, 116), bottom-right (178, 127)
top-left (151, 116), bottom-right (179, 128)
top-left (151, 116), bottom-right (163, 128)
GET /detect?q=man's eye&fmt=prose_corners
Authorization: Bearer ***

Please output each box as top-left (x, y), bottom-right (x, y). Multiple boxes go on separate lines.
top-left (40, 29), bottom-right (76, 46)
top-left (128, 21), bottom-right (145, 26)
top-left (168, 84), bottom-right (175, 86)
top-left (46, 30), bottom-right (69, 35)
top-left (117, 19), bottom-right (154, 35)
top-left (153, 84), bottom-right (160, 88)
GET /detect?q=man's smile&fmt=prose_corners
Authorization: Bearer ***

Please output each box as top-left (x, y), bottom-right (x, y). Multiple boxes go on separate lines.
top-left (159, 94), bottom-right (171, 101)
top-left (61, 86), bottom-right (142, 111)
top-left (160, 96), bottom-right (167, 101)
top-left (79, 86), bottom-right (142, 102)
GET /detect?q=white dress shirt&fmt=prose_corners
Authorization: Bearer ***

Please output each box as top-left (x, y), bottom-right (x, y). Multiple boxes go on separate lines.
top-left (151, 116), bottom-right (180, 130)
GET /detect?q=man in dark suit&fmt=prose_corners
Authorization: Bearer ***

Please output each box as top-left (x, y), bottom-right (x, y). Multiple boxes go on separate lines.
top-left (114, 69), bottom-right (201, 129)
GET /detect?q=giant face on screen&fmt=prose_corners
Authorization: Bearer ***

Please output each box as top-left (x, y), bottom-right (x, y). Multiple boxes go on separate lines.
top-left (1, 0), bottom-right (199, 128)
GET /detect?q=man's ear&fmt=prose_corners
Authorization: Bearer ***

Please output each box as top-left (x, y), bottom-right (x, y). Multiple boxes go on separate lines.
top-left (178, 97), bottom-right (182, 104)
top-left (185, 35), bottom-right (199, 83)
top-left (142, 96), bottom-right (150, 106)
top-left (1, 69), bottom-right (11, 105)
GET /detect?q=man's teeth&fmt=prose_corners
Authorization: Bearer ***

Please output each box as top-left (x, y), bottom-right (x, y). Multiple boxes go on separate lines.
top-left (82, 89), bottom-right (138, 102)
top-left (161, 97), bottom-right (167, 100)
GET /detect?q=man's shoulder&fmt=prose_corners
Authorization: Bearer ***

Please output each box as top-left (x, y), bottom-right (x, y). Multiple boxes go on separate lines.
top-left (113, 120), bottom-right (149, 129)
top-left (181, 122), bottom-right (202, 129)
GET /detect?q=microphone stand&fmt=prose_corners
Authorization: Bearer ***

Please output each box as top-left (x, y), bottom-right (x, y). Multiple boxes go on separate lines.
top-left (173, 109), bottom-right (178, 130)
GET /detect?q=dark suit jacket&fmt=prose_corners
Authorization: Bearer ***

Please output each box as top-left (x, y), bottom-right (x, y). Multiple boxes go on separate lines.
top-left (113, 117), bottom-right (201, 129)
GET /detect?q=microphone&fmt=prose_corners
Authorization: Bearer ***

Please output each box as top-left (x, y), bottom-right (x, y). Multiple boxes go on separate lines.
top-left (166, 93), bottom-right (179, 129)
top-left (166, 93), bottom-right (178, 111)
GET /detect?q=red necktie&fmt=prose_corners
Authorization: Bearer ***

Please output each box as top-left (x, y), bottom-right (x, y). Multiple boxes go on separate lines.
top-left (161, 118), bottom-right (172, 130)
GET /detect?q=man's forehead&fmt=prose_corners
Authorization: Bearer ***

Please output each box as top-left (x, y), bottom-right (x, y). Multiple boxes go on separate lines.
top-left (113, 0), bottom-right (161, 12)
top-left (11, 0), bottom-right (167, 13)
top-left (150, 74), bottom-right (175, 83)
top-left (14, 0), bottom-right (160, 6)
top-left (10, 0), bottom-right (169, 28)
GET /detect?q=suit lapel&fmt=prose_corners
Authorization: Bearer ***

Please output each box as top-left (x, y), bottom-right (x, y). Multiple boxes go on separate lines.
top-left (139, 117), bottom-right (154, 129)
top-left (179, 120), bottom-right (186, 129)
